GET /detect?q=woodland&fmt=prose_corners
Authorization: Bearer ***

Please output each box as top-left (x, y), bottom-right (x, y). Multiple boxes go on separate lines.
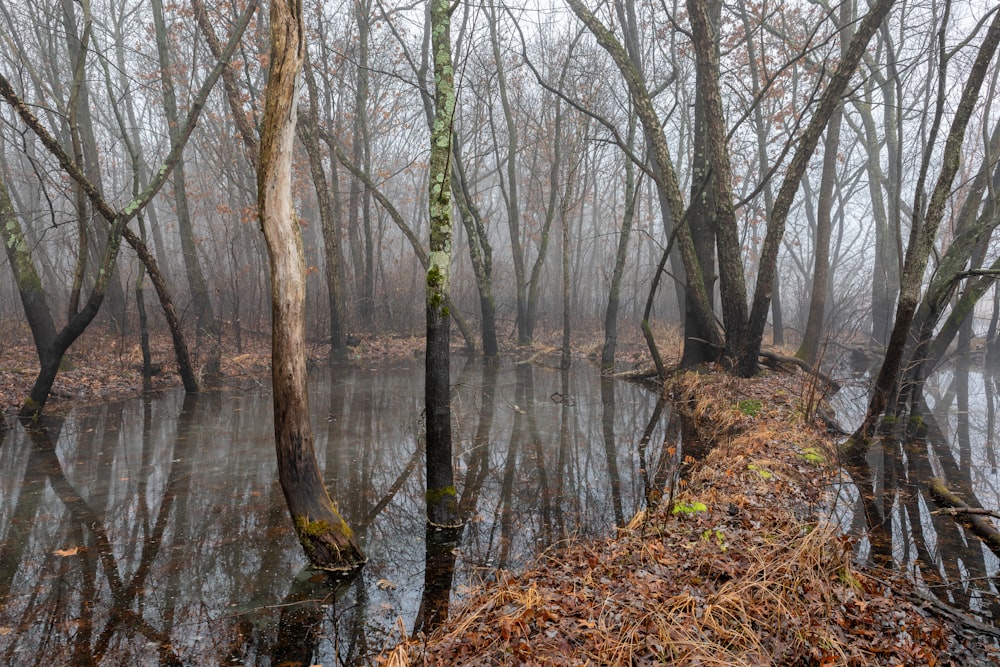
top-left (2, 0), bottom-right (1000, 660)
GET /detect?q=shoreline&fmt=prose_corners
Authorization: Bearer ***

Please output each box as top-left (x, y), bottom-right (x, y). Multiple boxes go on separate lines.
top-left (380, 370), bottom-right (999, 666)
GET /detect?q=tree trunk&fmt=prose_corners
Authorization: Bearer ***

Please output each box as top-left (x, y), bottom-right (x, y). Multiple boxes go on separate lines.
top-left (425, 0), bottom-right (460, 528)
top-left (796, 107), bottom-right (843, 364)
top-left (60, 0), bottom-right (128, 336)
top-left (345, 0), bottom-right (374, 329)
top-left (601, 112), bottom-right (637, 371)
top-left (300, 55), bottom-right (347, 362)
top-left (488, 6), bottom-right (529, 344)
top-left (688, 0), bottom-right (748, 363)
top-left (151, 0), bottom-right (217, 342)
top-left (560, 178), bottom-right (572, 370)
top-left (797, 0), bottom-right (851, 365)
top-left (258, 0), bottom-right (364, 571)
top-left (850, 8), bottom-right (1000, 452)
top-left (452, 158), bottom-right (498, 358)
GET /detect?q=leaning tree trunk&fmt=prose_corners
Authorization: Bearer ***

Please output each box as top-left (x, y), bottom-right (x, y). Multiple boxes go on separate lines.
top-left (739, 0), bottom-right (896, 376)
top-left (258, 0), bottom-right (364, 571)
top-left (850, 8), bottom-right (1000, 454)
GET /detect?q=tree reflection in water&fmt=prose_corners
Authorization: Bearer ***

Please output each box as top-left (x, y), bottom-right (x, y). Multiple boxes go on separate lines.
top-left (0, 361), bottom-right (669, 664)
top-left (843, 356), bottom-right (1000, 626)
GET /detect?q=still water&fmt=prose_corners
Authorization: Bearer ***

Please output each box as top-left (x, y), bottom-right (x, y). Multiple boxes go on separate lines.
top-left (832, 358), bottom-right (1000, 623)
top-left (0, 359), bottom-right (669, 665)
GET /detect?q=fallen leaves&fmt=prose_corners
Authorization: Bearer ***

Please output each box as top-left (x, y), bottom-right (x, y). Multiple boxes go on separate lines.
top-left (53, 546), bottom-right (82, 557)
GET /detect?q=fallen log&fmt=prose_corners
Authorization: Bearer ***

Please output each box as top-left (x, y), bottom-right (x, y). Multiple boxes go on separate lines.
top-left (932, 506), bottom-right (1000, 520)
top-left (609, 368), bottom-right (660, 381)
top-left (929, 477), bottom-right (1000, 558)
top-left (758, 350), bottom-right (841, 391)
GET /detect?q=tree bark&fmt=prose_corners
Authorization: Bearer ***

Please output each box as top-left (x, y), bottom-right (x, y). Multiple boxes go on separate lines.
top-left (425, 0), bottom-right (460, 528)
top-left (258, 0), bottom-right (364, 570)
top-left (688, 0), bottom-right (748, 362)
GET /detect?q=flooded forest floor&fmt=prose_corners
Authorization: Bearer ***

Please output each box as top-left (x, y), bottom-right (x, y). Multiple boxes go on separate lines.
top-left (2, 326), bottom-right (999, 664)
top-left (384, 373), bottom-right (1000, 666)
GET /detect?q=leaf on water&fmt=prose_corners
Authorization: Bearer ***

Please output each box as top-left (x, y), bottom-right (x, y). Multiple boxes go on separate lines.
top-left (54, 546), bottom-right (81, 557)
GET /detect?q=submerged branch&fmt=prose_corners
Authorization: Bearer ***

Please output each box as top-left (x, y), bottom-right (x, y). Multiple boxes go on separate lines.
top-left (929, 477), bottom-right (1000, 558)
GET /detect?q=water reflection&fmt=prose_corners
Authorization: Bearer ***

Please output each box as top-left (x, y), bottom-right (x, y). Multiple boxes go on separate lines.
top-left (836, 358), bottom-right (1000, 624)
top-left (0, 360), bottom-right (669, 664)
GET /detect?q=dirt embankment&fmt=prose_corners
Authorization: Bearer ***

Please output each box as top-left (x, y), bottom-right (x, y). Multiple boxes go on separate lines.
top-left (380, 370), bottom-right (999, 666)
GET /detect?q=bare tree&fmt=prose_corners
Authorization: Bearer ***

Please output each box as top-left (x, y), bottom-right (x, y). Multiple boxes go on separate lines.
top-left (0, 0), bottom-right (254, 417)
top-left (850, 6), bottom-right (1000, 453)
top-left (257, 0), bottom-right (365, 570)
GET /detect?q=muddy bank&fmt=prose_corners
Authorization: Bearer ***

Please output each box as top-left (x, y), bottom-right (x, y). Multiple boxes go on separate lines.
top-left (381, 370), bottom-right (999, 666)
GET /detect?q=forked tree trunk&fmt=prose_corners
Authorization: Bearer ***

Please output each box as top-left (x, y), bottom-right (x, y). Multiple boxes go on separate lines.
top-left (258, 0), bottom-right (364, 571)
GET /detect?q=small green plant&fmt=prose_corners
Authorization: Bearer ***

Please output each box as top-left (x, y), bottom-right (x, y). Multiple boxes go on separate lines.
top-left (701, 528), bottom-right (728, 551)
top-left (737, 398), bottom-right (762, 417)
top-left (837, 567), bottom-right (863, 590)
top-left (747, 463), bottom-right (773, 480)
top-left (799, 447), bottom-right (825, 465)
top-left (671, 500), bottom-right (708, 517)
